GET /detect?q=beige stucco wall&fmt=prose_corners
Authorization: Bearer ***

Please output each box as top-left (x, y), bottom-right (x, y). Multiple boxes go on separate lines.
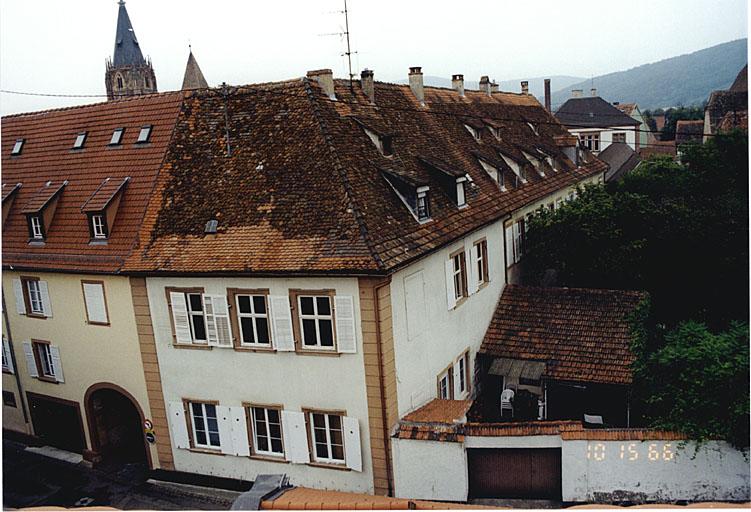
top-left (2, 370), bottom-right (29, 433)
top-left (1, 271), bottom-right (157, 464)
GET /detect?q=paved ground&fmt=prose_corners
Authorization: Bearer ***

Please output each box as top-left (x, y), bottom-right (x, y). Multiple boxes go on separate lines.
top-left (2, 439), bottom-right (237, 510)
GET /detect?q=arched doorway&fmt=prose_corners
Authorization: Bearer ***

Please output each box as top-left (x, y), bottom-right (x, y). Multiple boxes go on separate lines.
top-left (85, 384), bottom-right (149, 467)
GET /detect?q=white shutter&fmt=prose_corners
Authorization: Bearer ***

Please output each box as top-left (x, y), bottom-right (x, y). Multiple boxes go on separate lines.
top-left (466, 247), bottom-right (478, 295)
top-left (281, 410), bottom-right (310, 463)
top-left (12, 279), bottom-right (26, 315)
top-left (216, 405), bottom-right (235, 455)
top-left (452, 361), bottom-right (462, 398)
top-left (50, 345), bottom-right (64, 383)
top-left (343, 416), bottom-right (363, 472)
top-left (445, 260), bottom-right (457, 310)
top-left (229, 406), bottom-right (250, 456)
top-left (168, 401), bottom-right (190, 449)
top-left (203, 295), bottom-right (218, 346)
top-left (203, 295), bottom-right (232, 347)
top-left (512, 222), bottom-right (522, 263)
top-left (334, 295), bottom-right (356, 354)
top-left (39, 281), bottom-right (52, 318)
top-left (22, 341), bottom-right (38, 378)
top-left (269, 296), bottom-right (295, 352)
top-left (169, 292), bottom-right (192, 344)
top-left (3, 338), bottom-right (14, 374)
top-left (505, 225), bottom-right (514, 267)
top-left (82, 282), bottom-right (108, 324)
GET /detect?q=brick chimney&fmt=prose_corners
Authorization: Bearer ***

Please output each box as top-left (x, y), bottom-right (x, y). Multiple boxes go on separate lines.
top-left (479, 76), bottom-right (490, 95)
top-left (452, 74), bottom-right (464, 97)
top-left (521, 81), bottom-right (529, 95)
top-left (590, 88), bottom-right (597, 97)
top-left (572, 89), bottom-right (583, 98)
top-left (409, 67), bottom-right (424, 104)
top-left (361, 69), bottom-right (375, 104)
top-left (544, 79), bottom-right (551, 112)
top-left (307, 69), bottom-right (336, 100)
top-left (490, 81), bottom-right (499, 93)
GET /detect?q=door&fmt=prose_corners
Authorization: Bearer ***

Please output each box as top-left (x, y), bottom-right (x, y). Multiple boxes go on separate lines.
top-left (27, 393), bottom-right (86, 453)
top-left (87, 388), bottom-right (147, 465)
top-left (467, 448), bottom-right (561, 499)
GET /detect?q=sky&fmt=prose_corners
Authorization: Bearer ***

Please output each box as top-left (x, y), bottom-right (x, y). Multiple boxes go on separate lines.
top-left (0, 0), bottom-right (748, 115)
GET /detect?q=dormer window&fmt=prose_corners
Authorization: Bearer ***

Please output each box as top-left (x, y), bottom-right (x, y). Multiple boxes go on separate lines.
top-left (381, 135), bottom-right (394, 157)
top-left (136, 125), bottom-right (152, 144)
top-left (527, 122), bottom-right (539, 136)
top-left (499, 152), bottom-right (527, 184)
top-left (456, 178), bottom-right (467, 208)
top-left (73, 132), bottom-right (87, 149)
top-left (490, 127), bottom-right (501, 140)
top-left (29, 215), bottom-right (44, 239)
top-left (109, 128), bottom-right (125, 145)
top-left (522, 150), bottom-right (545, 177)
top-left (81, 177), bottom-right (129, 242)
top-left (22, 180), bottom-right (67, 243)
top-left (91, 214), bottom-right (108, 239)
top-left (416, 188), bottom-right (430, 221)
top-left (356, 119), bottom-right (395, 158)
top-left (11, 139), bottom-right (24, 156)
top-left (464, 124), bottom-right (481, 142)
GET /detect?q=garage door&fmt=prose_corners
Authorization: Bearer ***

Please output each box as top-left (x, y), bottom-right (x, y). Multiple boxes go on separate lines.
top-left (27, 392), bottom-right (86, 454)
top-left (467, 448), bottom-right (562, 499)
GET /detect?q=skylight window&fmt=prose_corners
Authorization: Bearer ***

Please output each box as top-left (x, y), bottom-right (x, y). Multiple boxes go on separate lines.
top-left (73, 132), bottom-right (88, 149)
top-left (109, 128), bottom-right (125, 145)
top-left (136, 125), bottom-right (153, 144)
top-left (11, 139), bottom-right (24, 156)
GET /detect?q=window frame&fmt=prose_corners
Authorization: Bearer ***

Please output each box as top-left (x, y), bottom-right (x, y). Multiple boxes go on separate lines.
top-left (2, 337), bottom-right (12, 374)
top-left (450, 249), bottom-right (468, 301)
top-left (248, 404), bottom-right (285, 458)
top-left (2, 391), bottom-right (17, 408)
top-left (437, 366), bottom-right (453, 399)
top-left (32, 340), bottom-right (55, 381)
top-left (185, 399), bottom-right (221, 450)
top-left (81, 280), bottom-right (110, 326)
top-left (109, 128), bottom-right (125, 146)
top-left (28, 215), bottom-right (44, 240)
top-left (293, 292), bottom-right (336, 351)
top-left (228, 288), bottom-right (273, 350)
top-left (416, 190), bottom-right (430, 221)
top-left (456, 178), bottom-right (467, 207)
top-left (165, 287), bottom-right (208, 347)
top-left (11, 138), bottom-right (24, 156)
top-left (91, 213), bottom-right (108, 239)
top-left (305, 409), bottom-right (347, 465)
top-left (136, 125), bottom-right (153, 144)
top-left (474, 239), bottom-right (489, 286)
top-left (580, 132), bottom-right (601, 152)
top-left (73, 132), bottom-right (87, 150)
top-left (236, 293), bottom-right (272, 348)
top-left (186, 292), bottom-right (208, 343)
top-left (456, 351), bottom-right (470, 396)
top-left (612, 132), bottom-right (627, 144)
top-left (21, 277), bottom-right (45, 316)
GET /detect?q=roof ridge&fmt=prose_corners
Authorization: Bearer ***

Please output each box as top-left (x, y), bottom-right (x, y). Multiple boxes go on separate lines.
top-left (302, 77), bottom-right (385, 271)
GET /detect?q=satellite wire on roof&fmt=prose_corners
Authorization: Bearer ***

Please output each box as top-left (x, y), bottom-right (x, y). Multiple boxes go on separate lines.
top-left (319, 0), bottom-right (357, 91)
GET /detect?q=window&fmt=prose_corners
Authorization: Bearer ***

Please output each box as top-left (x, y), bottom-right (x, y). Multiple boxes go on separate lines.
top-left (23, 340), bottom-right (62, 382)
top-left (169, 290), bottom-right (233, 347)
top-left (474, 240), bottom-right (489, 286)
top-left (464, 124), bottom-right (481, 142)
top-left (612, 132), bottom-right (627, 143)
top-left (145, 76), bottom-right (151, 88)
top-left (381, 135), bottom-right (394, 157)
top-left (14, 277), bottom-right (51, 317)
top-left (250, 406), bottom-right (284, 456)
top-left (82, 281), bottom-right (109, 325)
top-left (2, 337), bottom-right (13, 374)
top-left (3, 391), bottom-right (16, 408)
top-left (580, 133), bottom-right (600, 152)
top-left (298, 295), bottom-right (334, 349)
top-left (438, 368), bottom-right (452, 399)
top-left (29, 215), bottom-right (44, 240)
top-left (187, 293), bottom-right (207, 342)
top-left (451, 251), bottom-right (468, 300)
top-left (456, 352), bottom-right (470, 396)
top-left (109, 128), bottom-right (125, 145)
top-left (11, 139), bottom-right (24, 155)
top-left (236, 294), bottom-right (271, 346)
top-left (456, 179), bottom-right (467, 207)
top-left (309, 412), bottom-right (345, 464)
top-left (26, 279), bottom-right (44, 315)
top-left (189, 402), bottom-right (221, 449)
top-left (136, 125), bottom-right (152, 144)
top-left (416, 190), bottom-right (430, 221)
top-left (73, 132), bottom-right (87, 149)
top-left (91, 214), bottom-right (107, 239)
top-left (505, 220), bottom-right (525, 267)
top-left (33, 341), bottom-right (54, 379)
top-left (116, 74), bottom-right (124, 89)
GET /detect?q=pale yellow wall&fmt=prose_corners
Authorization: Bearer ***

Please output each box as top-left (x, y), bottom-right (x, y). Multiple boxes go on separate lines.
top-left (2, 271), bottom-right (157, 464)
top-left (2, 371), bottom-right (28, 433)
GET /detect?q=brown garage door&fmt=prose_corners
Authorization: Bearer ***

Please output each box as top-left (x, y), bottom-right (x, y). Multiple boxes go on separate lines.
top-left (467, 448), bottom-right (562, 499)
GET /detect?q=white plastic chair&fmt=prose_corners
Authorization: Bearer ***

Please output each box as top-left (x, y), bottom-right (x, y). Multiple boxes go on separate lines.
top-left (500, 388), bottom-right (515, 418)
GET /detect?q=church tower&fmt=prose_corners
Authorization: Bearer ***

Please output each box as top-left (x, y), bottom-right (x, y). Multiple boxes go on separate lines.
top-left (105, 0), bottom-right (157, 100)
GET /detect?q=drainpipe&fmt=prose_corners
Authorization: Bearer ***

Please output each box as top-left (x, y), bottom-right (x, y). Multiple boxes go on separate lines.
top-left (373, 279), bottom-right (394, 497)
top-left (3, 293), bottom-right (29, 424)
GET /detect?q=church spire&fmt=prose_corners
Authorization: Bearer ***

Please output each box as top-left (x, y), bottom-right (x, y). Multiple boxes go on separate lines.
top-left (112, 0), bottom-right (145, 67)
top-left (181, 47), bottom-right (209, 90)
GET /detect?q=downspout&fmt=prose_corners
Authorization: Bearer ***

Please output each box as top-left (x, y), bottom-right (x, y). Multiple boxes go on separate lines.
top-left (373, 279), bottom-right (394, 497)
top-left (2, 293), bottom-right (29, 424)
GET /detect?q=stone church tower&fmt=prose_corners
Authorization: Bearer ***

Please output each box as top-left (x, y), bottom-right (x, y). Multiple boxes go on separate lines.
top-left (105, 0), bottom-right (157, 100)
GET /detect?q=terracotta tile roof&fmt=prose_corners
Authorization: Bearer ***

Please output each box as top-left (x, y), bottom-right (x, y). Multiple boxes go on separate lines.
top-left (717, 109), bottom-right (748, 133)
top-left (124, 78), bottom-right (605, 274)
top-left (81, 177), bottom-right (130, 212)
top-left (615, 103), bottom-right (637, 116)
top-left (480, 285), bottom-right (647, 385)
top-left (2, 182), bottom-right (22, 202)
top-left (2, 92), bottom-right (184, 273)
top-left (675, 120), bottom-right (704, 145)
top-left (396, 423), bottom-right (464, 443)
top-left (20, 181), bottom-right (67, 213)
top-left (261, 487), bottom-right (494, 509)
top-left (463, 420), bottom-right (583, 437)
top-left (706, 90), bottom-right (747, 134)
top-left (639, 140), bottom-right (676, 158)
top-left (402, 399), bottom-right (472, 424)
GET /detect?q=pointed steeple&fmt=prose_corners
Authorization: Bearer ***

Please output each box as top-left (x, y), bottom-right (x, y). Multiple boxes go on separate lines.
top-left (181, 48), bottom-right (209, 90)
top-left (112, 0), bottom-right (145, 67)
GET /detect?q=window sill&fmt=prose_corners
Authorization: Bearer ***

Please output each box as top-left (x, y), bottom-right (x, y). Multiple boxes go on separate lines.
top-left (86, 321), bottom-right (110, 327)
top-left (27, 240), bottom-right (46, 246)
top-left (250, 453), bottom-right (288, 463)
top-left (172, 343), bottom-right (212, 350)
top-left (307, 461), bottom-right (350, 472)
top-left (24, 313), bottom-right (47, 320)
top-left (88, 240), bottom-right (108, 246)
top-left (235, 345), bottom-right (275, 353)
top-left (188, 447), bottom-right (224, 456)
top-left (296, 348), bottom-right (340, 357)
top-left (36, 375), bottom-right (58, 384)
top-left (453, 296), bottom-right (468, 310)
top-left (2, 369), bottom-right (14, 375)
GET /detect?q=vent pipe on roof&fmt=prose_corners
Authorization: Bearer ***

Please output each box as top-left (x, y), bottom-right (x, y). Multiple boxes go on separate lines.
top-left (452, 74), bottom-right (465, 97)
top-left (521, 81), bottom-right (529, 95)
top-left (479, 76), bottom-right (490, 96)
top-left (544, 79), bottom-right (552, 112)
top-left (572, 89), bottom-right (583, 98)
top-left (361, 69), bottom-right (375, 104)
top-left (408, 67), bottom-right (424, 105)
top-left (590, 88), bottom-right (597, 97)
top-left (307, 69), bottom-right (336, 100)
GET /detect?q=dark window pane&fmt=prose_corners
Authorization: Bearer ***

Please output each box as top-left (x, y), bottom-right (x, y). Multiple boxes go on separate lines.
top-left (195, 430), bottom-right (207, 446)
top-left (312, 413), bottom-right (325, 428)
top-left (329, 415), bottom-right (342, 431)
top-left (330, 428), bottom-right (343, 447)
top-left (300, 296), bottom-right (314, 315)
top-left (316, 442), bottom-right (328, 459)
top-left (316, 296), bottom-right (331, 315)
top-left (253, 296), bottom-right (266, 314)
top-left (269, 423), bottom-right (282, 439)
top-left (271, 439), bottom-right (283, 453)
top-left (207, 417), bottom-right (218, 433)
top-left (192, 316), bottom-right (207, 340)
top-left (255, 318), bottom-right (270, 344)
top-left (257, 435), bottom-right (269, 452)
top-left (332, 444), bottom-right (344, 461)
top-left (267, 409), bottom-right (280, 424)
top-left (238, 295), bottom-right (252, 314)
top-left (302, 319), bottom-right (317, 345)
top-left (241, 317), bottom-right (255, 343)
top-left (205, 404), bottom-right (216, 418)
top-left (189, 294), bottom-right (203, 311)
top-left (314, 427), bottom-right (327, 444)
top-left (255, 417), bottom-right (268, 437)
top-left (191, 403), bottom-right (203, 418)
top-left (209, 432), bottom-right (220, 446)
top-left (319, 320), bottom-right (334, 346)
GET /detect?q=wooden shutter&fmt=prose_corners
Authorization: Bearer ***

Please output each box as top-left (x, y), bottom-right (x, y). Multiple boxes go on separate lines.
top-left (39, 281), bottom-right (52, 318)
top-left (334, 295), bottom-right (356, 354)
top-left (3, 338), bottom-right (14, 374)
top-left (505, 225), bottom-right (514, 268)
top-left (22, 342), bottom-right (38, 378)
top-left (445, 260), bottom-right (457, 310)
top-left (281, 410), bottom-right (310, 463)
top-left (168, 401), bottom-right (190, 449)
top-left (269, 296), bottom-right (295, 351)
top-left (50, 346), bottom-right (64, 383)
top-left (343, 416), bottom-right (362, 472)
top-left (484, 241), bottom-right (492, 283)
top-left (203, 295), bottom-right (233, 348)
top-left (12, 279), bottom-right (26, 315)
top-left (229, 406), bottom-right (250, 457)
top-left (82, 282), bottom-right (108, 324)
top-left (169, 292), bottom-right (192, 344)
top-left (216, 405), bottom-right (235, 455)
top-left (453, 361), bottom-right (463, 398)
top-left (466, 246), bottom-right (478, 295)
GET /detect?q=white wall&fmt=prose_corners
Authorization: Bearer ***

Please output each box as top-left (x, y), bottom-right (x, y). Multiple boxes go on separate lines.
top-left (392, 438), bottom-right (468, 502)
top-left (146, 276), bottom-right (374, 493)
top-left (389, 221), bottom-right (506, 417)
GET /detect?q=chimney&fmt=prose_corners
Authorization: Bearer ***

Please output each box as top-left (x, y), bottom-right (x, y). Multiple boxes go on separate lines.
top-left (408, 67), bottom-right (424, 104)
top-left (479, 76), bottom-right (490, 95)
top-left (361, 69), bottom-right (375, 103)
top-left (452, 74), bottom-right (465, 97)
top-left (521, 81), bottom-right (529, 95)
top-left (490, 81), bottom-right (499, 93)
top-left (590, 88), bottom-right (597, 97)
top-left (307, 69), bottom-right (336, 100)
top-left (544, 78), bottom-right (551, 112)
top-left (572, 89), bottom-right (583, 98)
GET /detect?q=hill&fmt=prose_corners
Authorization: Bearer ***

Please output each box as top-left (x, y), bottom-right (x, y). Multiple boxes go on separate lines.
top-left (550, 39), bottom-right (748, 110)
top-left (399, 75), bottom-right (585, 98)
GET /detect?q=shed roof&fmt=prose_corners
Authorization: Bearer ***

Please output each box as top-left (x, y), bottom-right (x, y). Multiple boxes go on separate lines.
top-left (598, 142), bottom-right (642, 182)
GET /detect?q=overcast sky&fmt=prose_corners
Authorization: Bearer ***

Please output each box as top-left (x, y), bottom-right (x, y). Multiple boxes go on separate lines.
top-left (0, 0), bottom-right (747, 115)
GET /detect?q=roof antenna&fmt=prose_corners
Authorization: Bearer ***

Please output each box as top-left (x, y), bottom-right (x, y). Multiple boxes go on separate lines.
top-left (318, 1), bottom-right (358, 91)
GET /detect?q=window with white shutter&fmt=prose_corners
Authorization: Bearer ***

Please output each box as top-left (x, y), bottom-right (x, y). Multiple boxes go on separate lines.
top-left (296, 294), bottom-right (335, 350)
top-left (250, 405), bottom-right (284, 457)
top-left (22, 342), bottom-right (38, 378)
top-left (473, 239), bottom-right (489, 286)
top-left (15, 277), bottom-right (52, 317)
top-left (269, 296), bottom-right (295, 351)
top-left (188, 401), bottom-right (221, 449)
top-left (465, 246), bottom-right (478, 295)
top-left (505, 225), bottom-right (514, 269)
top-left (343, 416), bottom-right (362, 471)
top-left (203, 295), bottom-right (233, 348)
top-left (281, 410), bottom-right (310, 463)
top-left (437, 368), bottom-right (452, 399)
top-left (82, 281), bottom-right (109, 325)
top-left (308, 411), bottom-right (345, 464)
top-left (168, 401), bottom-right (190, 449)
top-left (168, 289), bottom-right (233, 347)
top-left (2, 337), bottom-right (14, 374)
top-left (232, 292), bottom-right (272, 347)
top-left (169, 291), bottom-right (193, 344)
top-left (334, 295), bottom-right (356, 354)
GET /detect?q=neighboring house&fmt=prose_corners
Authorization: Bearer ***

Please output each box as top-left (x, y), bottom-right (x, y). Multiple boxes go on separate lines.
top-left (639, 140), bottom-right (676, 159)
top-left (555, 89), bottom-right (642, 153)
top-left (598, 142), bottom-right (642, 182)
top-left (117, 67), bottom-right (605, 495)
top-left (614, 103), bottom-right (649, 149)
top-left (704, 65), bottom-right (748, 142)
top-left (674, 120), bottom-right (704, 160)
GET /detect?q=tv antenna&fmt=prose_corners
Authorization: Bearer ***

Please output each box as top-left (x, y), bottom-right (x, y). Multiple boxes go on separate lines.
top-left (318, 0), bottom-right (357, 90)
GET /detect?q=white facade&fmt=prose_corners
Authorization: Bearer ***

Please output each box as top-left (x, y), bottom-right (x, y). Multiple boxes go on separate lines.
top-left (568, 126), bottom-right (638, 153)
top-left (145, 275), bottom-right (374, 492)
top-left (392, 438), bottom-right (468, 501)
